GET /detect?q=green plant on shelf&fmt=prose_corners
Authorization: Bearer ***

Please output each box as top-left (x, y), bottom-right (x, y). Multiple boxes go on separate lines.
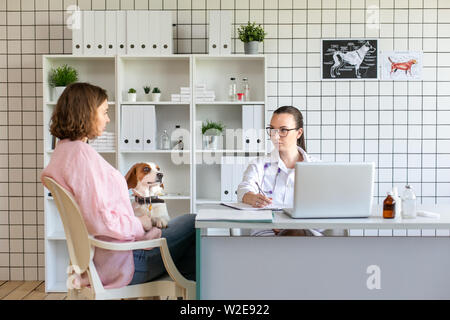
top-left (237, 22), bottom-right (267, 43)
top-left (152, 87), bottom-right (161, 93)
top-left (202, 120), bottom-right (225, 136)
top-left (49, 64), bottom-right (78, 87)
top-left (128, 88), bottom-right (136, 93)
top-left (143, 85), bottom-right (151, 94)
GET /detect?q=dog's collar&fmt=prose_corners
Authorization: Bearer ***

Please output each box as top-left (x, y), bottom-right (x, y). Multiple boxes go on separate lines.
top-left (134, 195), bottom-right (163, 205)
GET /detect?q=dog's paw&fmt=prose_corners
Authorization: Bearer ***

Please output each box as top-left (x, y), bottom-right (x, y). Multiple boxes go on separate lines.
top-left (151, 216), bottom-right (169, 229)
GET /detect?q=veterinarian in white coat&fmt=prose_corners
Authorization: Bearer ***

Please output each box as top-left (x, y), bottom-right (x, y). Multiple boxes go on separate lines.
top-left (237, 106), bottom-right (323, 236)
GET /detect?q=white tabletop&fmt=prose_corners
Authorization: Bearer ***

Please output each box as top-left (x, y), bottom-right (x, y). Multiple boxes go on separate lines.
top-left (195, 204), bottom-right (450, 229)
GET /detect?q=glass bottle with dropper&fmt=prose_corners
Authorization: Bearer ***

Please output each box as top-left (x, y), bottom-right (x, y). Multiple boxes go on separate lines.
top-left (228, 77), bottom-right (237, 101)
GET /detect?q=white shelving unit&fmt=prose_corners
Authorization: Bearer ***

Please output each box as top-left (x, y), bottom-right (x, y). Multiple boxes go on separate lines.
top-left (43, 54), bottom-right (267, 292)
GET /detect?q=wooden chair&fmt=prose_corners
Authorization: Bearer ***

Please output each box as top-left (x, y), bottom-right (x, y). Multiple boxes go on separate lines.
top-left (43, 176), bottom-right (196, 300)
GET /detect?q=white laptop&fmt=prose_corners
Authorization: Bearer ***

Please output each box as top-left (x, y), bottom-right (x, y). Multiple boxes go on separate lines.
top-left (283, 162), bottom-right (375, 219)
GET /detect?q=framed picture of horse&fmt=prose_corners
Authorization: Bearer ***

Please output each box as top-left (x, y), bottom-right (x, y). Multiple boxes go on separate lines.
top-left (322, 39), bottom-right (378, 80)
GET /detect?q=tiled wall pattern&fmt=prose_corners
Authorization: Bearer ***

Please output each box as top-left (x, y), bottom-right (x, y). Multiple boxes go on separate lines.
top-left (1, 0), bottom-right (450, 280)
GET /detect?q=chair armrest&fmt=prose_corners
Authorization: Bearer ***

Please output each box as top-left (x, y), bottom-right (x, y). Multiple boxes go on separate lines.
top-left (89, 237), bottom-right (164, 251)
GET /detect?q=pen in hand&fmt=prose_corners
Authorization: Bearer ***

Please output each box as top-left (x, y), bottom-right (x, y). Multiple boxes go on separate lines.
top-left (254, 182), bottom-right (272, 208)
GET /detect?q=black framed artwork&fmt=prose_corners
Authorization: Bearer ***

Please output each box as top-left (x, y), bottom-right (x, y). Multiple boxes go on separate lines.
top-left (322, 39), bottom-right (378, 80)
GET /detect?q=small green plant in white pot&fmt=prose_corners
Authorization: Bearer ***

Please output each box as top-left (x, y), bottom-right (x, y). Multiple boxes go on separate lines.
top-left (152, 87), bottom-right (161, 102)
top-left (202, 120), bottom-right (225, 150)
top-left (143, 85), bottom-right (151, 101)
top-left (128, 88), bottom-right (137, 102)
top-left (238, 22), bottom-right (267, 54)
top-left (49, 64), bottom-right (78, 101)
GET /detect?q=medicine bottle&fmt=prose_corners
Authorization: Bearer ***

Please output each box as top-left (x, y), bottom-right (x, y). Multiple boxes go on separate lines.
top-left (383, 192), bottom-right (396, 219)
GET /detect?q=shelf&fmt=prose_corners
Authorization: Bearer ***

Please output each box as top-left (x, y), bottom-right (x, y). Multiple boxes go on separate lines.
top-left (120, 101), bottom-right (190, 105)
top-left (120, 150), bottom-right (190, 154)
top-left (196, 199), bottom-right (222, 204)
top-left (46, 232), bottom-right (66, 240)
top-left (196, 150), bottom-right (265, 154)
top-left (195, 101), bottom-right (265, 105)
top-left (47, 101), bottom-right (116, 105)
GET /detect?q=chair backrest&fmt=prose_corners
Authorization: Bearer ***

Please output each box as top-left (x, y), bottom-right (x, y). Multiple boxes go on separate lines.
top-left (43, 177), bottom-right (91, 274)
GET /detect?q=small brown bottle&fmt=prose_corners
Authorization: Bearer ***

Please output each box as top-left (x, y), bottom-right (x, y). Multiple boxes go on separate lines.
top-left (383, 192), bottom-right (396, 219)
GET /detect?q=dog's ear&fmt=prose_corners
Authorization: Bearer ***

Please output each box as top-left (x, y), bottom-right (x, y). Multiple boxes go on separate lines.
top-left (124, 163), bottom-right (140, 189)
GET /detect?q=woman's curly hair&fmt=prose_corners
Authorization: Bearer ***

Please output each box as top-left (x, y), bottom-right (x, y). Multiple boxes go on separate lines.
top-left (49, 82), bottom-right (108, 141)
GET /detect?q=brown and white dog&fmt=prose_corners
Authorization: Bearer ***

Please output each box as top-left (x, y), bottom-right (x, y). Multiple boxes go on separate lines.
top-left (125, 162), bottom-right (170, 228)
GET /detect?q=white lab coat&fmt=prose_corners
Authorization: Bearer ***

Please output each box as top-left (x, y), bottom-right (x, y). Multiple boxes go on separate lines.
top-left (237, 146), bottom-right (324, 236)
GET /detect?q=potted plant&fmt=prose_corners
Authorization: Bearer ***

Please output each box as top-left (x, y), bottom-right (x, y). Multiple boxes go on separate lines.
top-left (49, 64), bottom-right (78, 101)
top-left (202, 120), bottom-right (225, 150)
top-left (128, 88), bottom-right (137, 102)
top-left (237, 22), bottom-right (267, 55)
top-left (143, 85), bottom-right (151, 101)
top-left (152, 87), bottom-right (161, 102)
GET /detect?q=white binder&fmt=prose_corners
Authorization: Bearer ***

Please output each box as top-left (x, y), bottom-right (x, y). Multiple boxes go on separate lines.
top-left (126, 11), bottom-right (139, 55)
top-left (105, 11), bottom-right (116, 55)
top-left (138, 11), bottom-right (150, 55)
top-left (253, 105), bottom-right (265, 151)
top-left (83, 11), bottom-right (95, 55)
top-left (160, 11), bottom-right (173, 55)
top-left (149, 11), bottom-right (160, 55)
top-left (116, 11), bottom-right (127, 55)
top-left (231, 158), bottom-right (245, 202)
top-left (121, 105), bottom-right (133, 151)
top-left (220, 11), bottom-right (232, 54)
top-left (208, 11), bottom-right (221, 55)
top-left (221, 157), bottom-right (233, 202)
top-left (143, 105), bottom-right (156, 151)
top-left (242, 105), bottom-right (254, 152)
top-left (131, 105), bottom-right (144, 151)
top-left (93, 11), bottom-right (105, 55)
top-left (71, 9), bottom-right (83, 55)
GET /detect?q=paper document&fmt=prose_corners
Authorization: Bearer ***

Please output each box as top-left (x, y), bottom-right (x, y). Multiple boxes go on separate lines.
top-left (221, 202), bottom-right (283, 211)
top-left (196, 208), bottom-right (273, 222)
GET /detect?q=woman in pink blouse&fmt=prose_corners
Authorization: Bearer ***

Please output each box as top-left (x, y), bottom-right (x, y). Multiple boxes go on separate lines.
top-left (41, 82), bottom-right (195, 289)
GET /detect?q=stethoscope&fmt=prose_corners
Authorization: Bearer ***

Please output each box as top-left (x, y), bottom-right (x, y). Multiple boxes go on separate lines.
top-left (260, 162), bottom-right (287, 204)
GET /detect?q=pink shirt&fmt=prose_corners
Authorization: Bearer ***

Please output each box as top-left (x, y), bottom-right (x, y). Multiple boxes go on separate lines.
top-left (41, 139), bottom-right (157, 289)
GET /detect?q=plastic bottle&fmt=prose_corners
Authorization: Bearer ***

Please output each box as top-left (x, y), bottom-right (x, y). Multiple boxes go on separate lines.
top-left (383, 192), bottom-right (396, 219)
top-left (228, 77), bottom-right (237, 101)
top-left (171, 125), bottom-right (184, 150)
top-left (401, 185), bottom-right (417, 219)
top-left (391, 186), bottom-right (402, 218)
top-left (242, 77), bottom-right (250, 101)
top-left (159, 129), bottom-right (170, 150)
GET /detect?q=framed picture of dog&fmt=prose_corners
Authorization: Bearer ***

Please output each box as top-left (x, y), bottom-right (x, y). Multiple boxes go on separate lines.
top-left (322, 39), bottom-right (378, 80)
top-left (380, 51), bottom-right (423, 80)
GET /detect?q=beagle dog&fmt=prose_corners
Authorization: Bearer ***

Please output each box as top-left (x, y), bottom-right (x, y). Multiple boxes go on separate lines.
top-left (125, 162), bottom-right (170, 228)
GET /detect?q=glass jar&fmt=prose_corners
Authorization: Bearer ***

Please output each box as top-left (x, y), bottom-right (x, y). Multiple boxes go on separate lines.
top-left (228, 77), bottom-right (237, 101)
top-left (401, 185), bottom-right (417, 219)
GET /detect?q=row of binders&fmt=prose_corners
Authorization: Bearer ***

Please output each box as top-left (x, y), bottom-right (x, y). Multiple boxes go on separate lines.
top-left (221, 156), bottom-right (256, 202)
top-left (72, 10), bottom-right (173, 56)
top-left (121, 105), bottom-right (157, 151)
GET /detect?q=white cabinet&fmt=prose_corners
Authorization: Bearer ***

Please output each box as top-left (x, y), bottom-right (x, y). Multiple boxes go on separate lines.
top-left (43, 54), bottom-right (267, 292)
top-left (208, 11), bottom-right (232, 55)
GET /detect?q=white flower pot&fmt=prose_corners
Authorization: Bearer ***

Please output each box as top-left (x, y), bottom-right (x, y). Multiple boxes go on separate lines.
top-left (54, 86), bottom-right (66, 101)
top-left (203, 135), bottom-right (219, 150)
top-left (152, 93), bottom-right (161, 102)
top-left (128, 93), bottom-right (137, 102)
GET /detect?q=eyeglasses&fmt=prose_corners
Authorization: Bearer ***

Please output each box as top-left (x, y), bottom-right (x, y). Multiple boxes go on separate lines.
top-left (265, 127), bottom-right (298, 138)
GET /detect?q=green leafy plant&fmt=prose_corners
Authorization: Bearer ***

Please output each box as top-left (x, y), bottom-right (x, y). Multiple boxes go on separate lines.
top-left (128, 88), bottom-right (136, 93)
top-left (202, 120), bottom-right (225, 136)
top-left (143, 85), bottom-right (151, 94)
top-left (237, 22), bottom-right (267, 43)
top-left (49, 64), bottom-right (78, 87)
top-left (152, 87), bottom-right (161, 94)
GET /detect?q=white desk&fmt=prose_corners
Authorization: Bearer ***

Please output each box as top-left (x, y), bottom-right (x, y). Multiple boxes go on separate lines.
top-left (195, 204), bottom-right (450, 300)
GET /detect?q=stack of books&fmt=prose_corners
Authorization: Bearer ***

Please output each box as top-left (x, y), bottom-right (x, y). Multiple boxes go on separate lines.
top-left (89, 131), bottom-right (115, 151)
top-left (171, 87), bottom-right (191, 102)
top-left (195, 83), bottom-right (216, 102)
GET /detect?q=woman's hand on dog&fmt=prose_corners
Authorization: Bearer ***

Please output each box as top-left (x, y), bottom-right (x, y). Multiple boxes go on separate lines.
top-left (242, 192), bottom-right (272, 208)
top-left (138, 215), bottom-right (153, 231)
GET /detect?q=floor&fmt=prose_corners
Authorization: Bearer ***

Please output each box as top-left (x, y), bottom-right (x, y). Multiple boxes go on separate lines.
top-left (0, 281), bottom-right (175, 300)
top-left (0, 281), bottom-right (67, 300)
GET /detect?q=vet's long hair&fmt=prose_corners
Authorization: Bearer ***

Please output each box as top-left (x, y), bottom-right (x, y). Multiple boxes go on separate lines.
top-left (273, 106), bottom-right (306, 152)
